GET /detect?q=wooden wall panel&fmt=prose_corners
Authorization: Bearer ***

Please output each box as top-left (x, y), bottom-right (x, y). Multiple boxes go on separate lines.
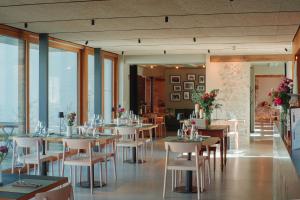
top-left (79, 48), bottom-right (89, 124)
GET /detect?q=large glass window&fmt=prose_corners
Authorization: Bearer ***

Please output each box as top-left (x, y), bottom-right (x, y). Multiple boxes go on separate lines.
top-left (48, 47), bottom-right (77, 130)
top-left (88, 54), bottom-right (94, 121)
top-left (0, 35), bottom-right (25, 133)
top-left (29, 43), bottom-right (39, 132)
top-left (103, 58), bottom-right (113, 123)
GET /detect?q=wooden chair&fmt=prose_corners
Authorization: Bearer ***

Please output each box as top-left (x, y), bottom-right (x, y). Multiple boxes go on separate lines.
top-left (35, 183), bottom-right (74, 200)
top-left (61, 138), bottom-right (106, 194)
top-left (115, 127), bottom-right (145, 163)
top-left (11, 137), bottom-right (55, 175)
top-left (163, 142), bottom-right (203, 200)
top-left (155, 116), bottom-right (166, 138)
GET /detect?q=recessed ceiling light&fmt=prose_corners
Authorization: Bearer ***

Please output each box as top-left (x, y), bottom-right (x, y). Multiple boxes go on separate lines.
top-left (91, 19), bottom-right (95, 25)
top-left (203, 65), bottom-right (206, 68)
top-left (150, 65), bottom-right (154, 69)
top-left (24, 22), bottom-right (28, 28)
top-left (176, 66), bottom-right (179, 69)
top-left (165, 16), bottom-right (169, 23)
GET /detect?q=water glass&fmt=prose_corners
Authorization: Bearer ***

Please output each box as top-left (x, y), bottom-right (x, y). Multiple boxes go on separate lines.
top-left (15, 154), bottom-right (25, 183)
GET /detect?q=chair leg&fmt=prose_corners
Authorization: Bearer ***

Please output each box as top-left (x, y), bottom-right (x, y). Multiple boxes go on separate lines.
top-left (196, 167), bottom-right (201, 200)
top-left (200, 166), bottom-right (204, 192)
top-left (74, 166), bottom-right (77, 184)
top-left (171, 170), bottom-right (174, 191)
top-left (90, 165), bottom-right (93, 194)
top-left (105, 160), bottom-right (108, 184)
top-left (27, 164), bottom-right (30, 175)
top-left (62, 163), bottom-right (65, 177)
top-left (162, 168), bottom-right (167, 198)
top-left (80, 166), bottom-right (82, 183)
top-left (70, 166), bottom-right (73, 185)
top-left (213, 150), bottom-right (216, 172)
top-left (51, 161), bottom-right (54, 176)
top-left (99, 163), bottom-right (103, 186)
top-left (136, 146), bottom-right (138, 164)
top-left (113, 156), bottom-right (117, 180)
top-left (33, 164), bottom-right (36, 175)
top-left (57, 158), bottom-right (60, 176)
top-left (207, 160), bottom-right (211, 184)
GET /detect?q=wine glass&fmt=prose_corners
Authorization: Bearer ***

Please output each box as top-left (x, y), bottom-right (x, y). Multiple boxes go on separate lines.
top-left (15, 153), bottom-right (25, 183)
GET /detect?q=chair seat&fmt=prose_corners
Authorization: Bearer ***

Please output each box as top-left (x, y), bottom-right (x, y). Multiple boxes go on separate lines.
top-left (23, 154), bottom-right (55, 164)
top-left (64, 153), bottom-right (106, 166)
top-left (167, 159), bottom-right (199, 171)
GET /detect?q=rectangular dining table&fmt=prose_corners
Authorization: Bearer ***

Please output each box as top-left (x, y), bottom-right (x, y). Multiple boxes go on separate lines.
top-left (197, 125), bottom-right (230, 171)
top-left (101, 123), bottom-right (158, 163)
top-left (14, 133), bottom-right (120, 188)
top-left (0, 174), bottom-right (67, 200)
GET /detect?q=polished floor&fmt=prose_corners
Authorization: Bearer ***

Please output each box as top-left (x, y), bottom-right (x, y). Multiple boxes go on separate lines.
top-left (73, 132), bottom-right (273, 200)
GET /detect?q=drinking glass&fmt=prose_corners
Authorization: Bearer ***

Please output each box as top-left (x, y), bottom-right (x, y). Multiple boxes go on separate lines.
top-left (15, 154), bottom-right (25, 183)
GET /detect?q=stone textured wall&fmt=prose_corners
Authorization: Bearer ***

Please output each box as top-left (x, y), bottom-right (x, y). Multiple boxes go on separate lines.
top-left (207, 61), bottom-right (251, 133)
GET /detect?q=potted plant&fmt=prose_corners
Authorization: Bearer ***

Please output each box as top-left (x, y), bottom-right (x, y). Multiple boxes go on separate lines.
top-left (66, 112), bottom-right (76, 137)
top-left (191, 89), bottom-right (221, 127)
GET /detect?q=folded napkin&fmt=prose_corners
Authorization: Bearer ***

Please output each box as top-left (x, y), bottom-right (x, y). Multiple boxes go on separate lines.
top-left (12, 181), bottom-right (42, 188)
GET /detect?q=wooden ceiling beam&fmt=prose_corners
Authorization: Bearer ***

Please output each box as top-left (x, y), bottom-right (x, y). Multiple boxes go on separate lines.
top-left (210, 54), bottom-right (293, 62)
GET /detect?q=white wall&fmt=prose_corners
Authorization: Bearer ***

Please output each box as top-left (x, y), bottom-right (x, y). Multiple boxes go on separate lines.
top-left (206, 57), bottom-right (251, 133)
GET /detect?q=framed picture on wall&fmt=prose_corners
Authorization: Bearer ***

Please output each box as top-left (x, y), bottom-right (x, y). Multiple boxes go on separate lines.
top-left (170, 93), bottom-right (181, 101)
top-left (196, 85), bottom-right (205, 92)
top-left (199, 75), bottom-right (205, 84)
top-left (173, 85), bottom-right (182, 92)
top-left (183, 91), bottom-right (190, 100)
top-left (183, 81), bottom-right (195, 90)
top-left (170, 75), bottom-right (181, 84)
top-left (187, 74), bottom-right (196, 81)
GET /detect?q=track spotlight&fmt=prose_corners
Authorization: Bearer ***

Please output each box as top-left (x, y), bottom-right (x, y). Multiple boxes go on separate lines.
top-left (284, 48), bottom-right (288, 52)
top-left (91, 19), bottom-right (95, 25)
top-left (208, 49), bottom-right (210, 54)
top-left (122, 51), bottom-right (124, 55)
top-left (165, 16), bottom-right (169, 23)
top-left (85, 40), bottom-right (88, 45)
top-left (24, 22), bottom-right (28, 28)
top-left (193, 37), bottom-right (196, 42)
top-left (138, 38), bottom-right (141, 44)
top-left (164, 50), bottom-right (166, 54)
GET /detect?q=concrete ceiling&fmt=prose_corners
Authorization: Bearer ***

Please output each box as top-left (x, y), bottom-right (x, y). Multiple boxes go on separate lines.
top-left (0, 0), bottom-right (300, 55)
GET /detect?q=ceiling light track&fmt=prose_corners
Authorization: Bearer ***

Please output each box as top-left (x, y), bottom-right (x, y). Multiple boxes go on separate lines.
top-left (49, 24), bottom-right (298, 35)
top-left (0, 0), bottom-right (110, 8)
top-left (4, 10), bottom-right (300, 25)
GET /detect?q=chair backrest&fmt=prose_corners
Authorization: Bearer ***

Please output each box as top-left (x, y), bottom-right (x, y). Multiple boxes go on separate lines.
top-left (165, 142), bottom-right (200, 154)
top-left (115, 127), bottom-right (136, 136)
top-left (155, 116), bottom-right (164, 124)
top-left (13, 137), bottom-right (42, 148)
top-left (35, 183), bottom-right (74, 200)
top-left (63, 138), bottom-right (94, 151)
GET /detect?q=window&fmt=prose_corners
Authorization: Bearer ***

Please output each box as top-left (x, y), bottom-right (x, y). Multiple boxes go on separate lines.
top-left (88, 54), bottom-right (94, 121)
top-left (103, 58), bottom-right (113, 123)
top-left (0, 35), bottom-right (25, 132)
top-left (48, 47), bottom-right (77, 130)
top-left (29, 43), bottom-right (39, 132)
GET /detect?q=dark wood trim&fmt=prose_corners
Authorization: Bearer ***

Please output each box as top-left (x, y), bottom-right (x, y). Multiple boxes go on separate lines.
top-left (255, 75), bottom-right (285, 78)
top-left (79, 47), bottom-right (89, 124)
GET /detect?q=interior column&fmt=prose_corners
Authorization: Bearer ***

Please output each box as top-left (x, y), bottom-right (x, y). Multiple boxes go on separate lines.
top-left (94, 48), bottom-right (102, 115)
top-left (130, 65), bottom-right (138, 114)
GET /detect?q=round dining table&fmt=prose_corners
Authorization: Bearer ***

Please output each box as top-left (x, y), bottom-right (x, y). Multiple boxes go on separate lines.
top-left (163, 136), bottom-right (220, 193)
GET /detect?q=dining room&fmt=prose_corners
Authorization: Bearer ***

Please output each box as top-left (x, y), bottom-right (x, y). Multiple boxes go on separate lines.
top-left (0, 0), bottom-right (300, 200)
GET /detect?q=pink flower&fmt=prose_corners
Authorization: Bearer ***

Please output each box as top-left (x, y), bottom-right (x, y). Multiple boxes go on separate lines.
top-left (0, 146), bottom-right (8, 154)
top-left (274, 97), bottom-right (283, 106)
top-left (191, 120), bottom-right (196, 125)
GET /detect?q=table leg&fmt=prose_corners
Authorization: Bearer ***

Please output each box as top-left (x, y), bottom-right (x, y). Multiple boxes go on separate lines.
top-left (174, 153), bottom-right (197, 193)
top-left (224, 136), bottom-right (228, 166)
top-left (41, 140), bottom-right (47, 176)
top-left (79, 165), bottom-right (105, 188)
top-left (132, 147), bottom-right (136, 163)
top-left (220, 137), bottom-right (224, 171)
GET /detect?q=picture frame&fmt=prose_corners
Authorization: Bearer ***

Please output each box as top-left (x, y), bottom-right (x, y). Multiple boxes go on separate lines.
top-left (173, 85), bottom-right (182, 92)
top-left (196, 85), bottom-right (205, 92)
top-left (170, 93), bottom-right (181, 101)
top-left (183, 91), bottom-right (190, 100)
top-left (183, 81), bottom-right (195, 90)
top-left (199, 75), bottom-right (205, 84)
top-left (170, 75), bottom-right (181, 84)
top-left (187, 74), bottom-right (196, 81)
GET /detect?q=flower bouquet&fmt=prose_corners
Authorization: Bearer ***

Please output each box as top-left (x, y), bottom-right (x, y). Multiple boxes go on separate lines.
top-left (0, 145), bottom-right (8, 185)
top-left (269, 78), bottom-right (293, 114)
top-left (191, 89), bottom-right (221, 125)
top-left (66, 112), bottom-right (76, 136)
top-left (117, 105), bottom-right (125, 118)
